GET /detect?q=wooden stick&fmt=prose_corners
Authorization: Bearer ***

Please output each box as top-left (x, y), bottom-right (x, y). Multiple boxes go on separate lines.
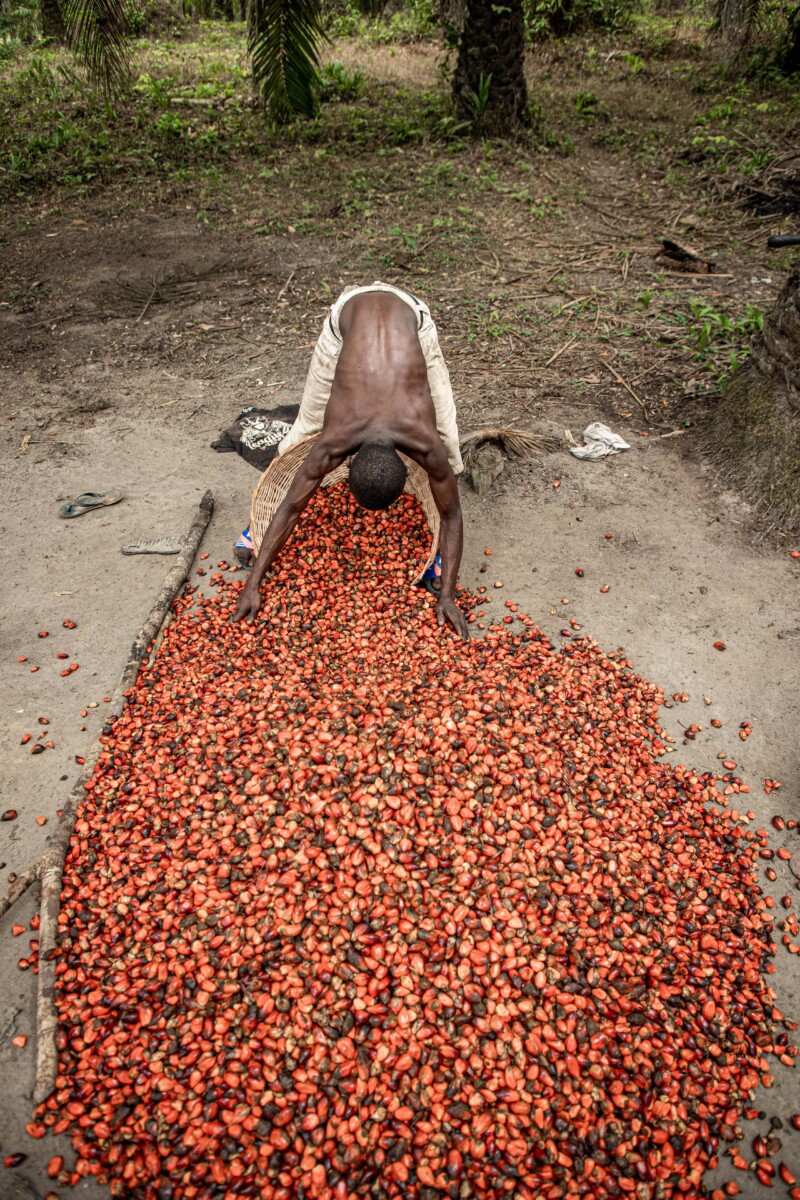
top-left (553, 295), bottom-right (591, 317)
top-left (645, 271), bottom-right (736, 282)
top-left (26, 490), bottom-right (215, 1106)
top-left (648, 428), bottom-right (691, 440)
top-left (597, 357), bottom-right (650, 420)
top-left (544, 335), bottom-right (577, 368)
top-left (0, 862), bottom-right (42, 921)
top-left (135, 273), bottom-right (162, 324)
top-left (275, 270), bottom-right (295, 306)
top-left (35, 846), bottom-right (67, 1106)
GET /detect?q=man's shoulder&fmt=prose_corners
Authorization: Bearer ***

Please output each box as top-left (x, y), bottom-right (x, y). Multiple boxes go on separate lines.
top-left (340, 290), bottom-right (419, 335)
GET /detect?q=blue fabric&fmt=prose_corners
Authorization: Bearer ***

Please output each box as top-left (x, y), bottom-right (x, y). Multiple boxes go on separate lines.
top-left (422, 555), bottom-right (442, 582)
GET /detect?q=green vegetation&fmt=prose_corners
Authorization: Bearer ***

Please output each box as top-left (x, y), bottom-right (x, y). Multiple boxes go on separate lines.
top-left (572, 89), bottom-right (607, 120)
top-left (315, 58), bottom-right (364, 100)
top-left (524, 0), bottom-right (629, 38)
top-left (675, 296), bottom-right (764, 377)
top-left (0, 0), bottom-right (797, 210)
top-left (248, 0), bottom-right (327, 121)
top-left (324, 0), bottom-right (437, 43)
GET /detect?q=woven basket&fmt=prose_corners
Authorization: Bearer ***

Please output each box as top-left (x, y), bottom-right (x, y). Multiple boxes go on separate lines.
top-left (250, 434), bottom-right (440, 582)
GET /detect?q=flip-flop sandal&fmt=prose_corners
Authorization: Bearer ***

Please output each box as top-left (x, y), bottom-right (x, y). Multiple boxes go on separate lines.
top-left (58, 489), bottom-right (124, 519)
top-left (121, 538), bottom-right (185, 555)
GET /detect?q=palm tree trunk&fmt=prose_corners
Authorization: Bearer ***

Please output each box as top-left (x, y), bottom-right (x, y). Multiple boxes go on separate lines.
top-left (782, 2), bottom-right (800, 71)
top-left (452, 0), bottom-right (529, 136)
top-left (705, 270), bottom-right (800, 532)
top-left (748, 270), bottom-right (800, 403)
top-left (436, 0), bottom-right (465, 37)
top-left (713, 0), bottom-right (757, 54)
top-left (40, 0), bottom-right (67, 42)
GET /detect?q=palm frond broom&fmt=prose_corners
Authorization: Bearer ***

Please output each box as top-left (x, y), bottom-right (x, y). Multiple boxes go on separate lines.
top-left (460, 427), bottom-right (560, 496)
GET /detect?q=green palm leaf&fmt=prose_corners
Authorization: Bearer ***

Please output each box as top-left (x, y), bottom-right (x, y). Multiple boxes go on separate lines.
top-left (61, 0), bottom-right (131, 94)
top-left (247, 0), bottom-right (327, 123)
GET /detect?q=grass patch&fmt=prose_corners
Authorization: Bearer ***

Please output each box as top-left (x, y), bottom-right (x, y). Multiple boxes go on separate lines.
top-left (0, 8), bottom-right (798, 265)
top-left (1, 8), bottom-right (796, 208)
top-left (324, 0), bottom-right (439, 44)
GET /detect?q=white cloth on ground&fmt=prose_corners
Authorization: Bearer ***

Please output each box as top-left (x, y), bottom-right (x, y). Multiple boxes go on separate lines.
top-left (277, 282), bottom-right (463, 474)
top-left (570, 422), bottom-right (631, 460)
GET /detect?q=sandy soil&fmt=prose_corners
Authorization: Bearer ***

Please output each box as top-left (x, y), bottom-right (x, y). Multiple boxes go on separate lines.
top-left (1, 150), bottom-right (799, 1199)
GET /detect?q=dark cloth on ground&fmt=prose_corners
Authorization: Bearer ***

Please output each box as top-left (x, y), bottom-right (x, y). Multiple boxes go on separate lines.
top-left (211, 405), bottom-right (300, 471)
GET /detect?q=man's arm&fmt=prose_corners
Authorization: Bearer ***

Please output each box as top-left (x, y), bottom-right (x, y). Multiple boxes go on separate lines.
top-left (407, 443), bottom-right (467, 641)
top-left (233, 443), bottom-right (345, 623)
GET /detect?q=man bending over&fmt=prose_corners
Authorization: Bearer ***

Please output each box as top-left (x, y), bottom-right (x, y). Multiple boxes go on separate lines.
top-left (233, 283), bottom-right (467, 640)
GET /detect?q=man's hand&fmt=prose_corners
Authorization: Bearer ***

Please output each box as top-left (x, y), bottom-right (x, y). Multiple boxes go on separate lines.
top-left (233, 580), bottom-right (262, 624)
top-left (436, 596), bottom-right (468, 641)
top-left (231, 442), bottom-right (345, 627)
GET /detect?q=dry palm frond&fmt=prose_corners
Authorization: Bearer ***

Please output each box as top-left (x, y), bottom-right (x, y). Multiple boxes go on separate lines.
top-left (460, 426), bottom-right (560, 468)
top-left (101, 260), bottom-right (232, 317)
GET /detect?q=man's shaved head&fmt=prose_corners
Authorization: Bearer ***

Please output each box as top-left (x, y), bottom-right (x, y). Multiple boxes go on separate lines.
top-left (348, 442), bottom-right (407, 511)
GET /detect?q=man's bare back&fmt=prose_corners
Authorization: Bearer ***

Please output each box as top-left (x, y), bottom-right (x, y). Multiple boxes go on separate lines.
top-left (315, 293), bottom-right (441, 459)
top-left (234, 289), bottom-right (466, 639)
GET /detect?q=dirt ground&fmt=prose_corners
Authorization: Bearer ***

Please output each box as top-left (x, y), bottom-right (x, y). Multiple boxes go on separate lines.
top-left (1, 35), bottom-right (800, 1200)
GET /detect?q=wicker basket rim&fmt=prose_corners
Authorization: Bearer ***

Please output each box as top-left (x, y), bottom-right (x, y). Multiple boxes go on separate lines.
top-left (250, 434), bottom-right (440, 582)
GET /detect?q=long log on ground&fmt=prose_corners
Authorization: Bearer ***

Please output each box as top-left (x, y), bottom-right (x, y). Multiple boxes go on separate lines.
top-left (33, 489), bottom-right (215, 1103)
top-left (0, 863), bottom-right (41, 922)
top-left (33, 489), bottom-right (215, 1104)
top-left (0, 491), bottom-right (215, 1104)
